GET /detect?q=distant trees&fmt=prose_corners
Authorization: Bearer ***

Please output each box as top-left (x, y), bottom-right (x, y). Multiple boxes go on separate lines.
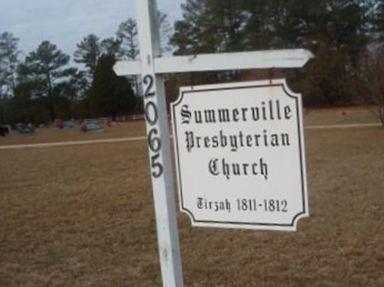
top-left (3, 2), bottom-right (384, 124)
top-left (0, 25), bottom-right (145, 123)
top-left (171, 0), bottom-right (247, 55)
top-left (117, 12), bottom-right (172, 59)
top-left (0, 9), bottom-right (175, 125)
top-left (74, 34), bottom-right (101, 78)
top-left (101, 37), bottom-right (121, 57)
top-left (358, 48), bottom-right (384, 126)
top-left (157, 11), bottom-right (173, 54)
top-left (116, 19), bottom-right (140, 96)
top-left (56, 70), bottom-right (89, 118)
top-left (374, 0), bottom-right (384, 39)
top-left (16, 41), bottom-right (75, 121)
top-left (72, 24), bottom-right (143, 120)
top-left (170, 0), bottom-right (376, 107)
top-left (0, 32), bottom-right (19, 95)
top-left (88, 54), bottom-right (135, 119)
top-left (0, 32), bottom-right (19, 123)
top-left (71, 13), bottom-right (173, 121)
top-left (114, 14), bottom-right (171, 100)
top-left (297, 0), bottom-right (369, 106)
top-left (117, 18), bottom-right (139, 60)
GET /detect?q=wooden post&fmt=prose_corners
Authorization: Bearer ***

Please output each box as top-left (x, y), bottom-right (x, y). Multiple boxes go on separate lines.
top-left (136, 0), bottom-right (184, 286)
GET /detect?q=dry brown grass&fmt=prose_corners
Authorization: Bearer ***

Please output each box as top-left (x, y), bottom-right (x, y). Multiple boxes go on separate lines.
top-left (0, 108), bottom-right (383, 286)
top-left (304, 106), bottom-right (379, 126)
top-left (0, 121), bottom-right (146, 146)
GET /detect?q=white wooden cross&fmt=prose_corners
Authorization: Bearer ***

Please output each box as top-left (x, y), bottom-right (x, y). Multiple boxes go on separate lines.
top-left (114, 0), bottom-right (313, 286)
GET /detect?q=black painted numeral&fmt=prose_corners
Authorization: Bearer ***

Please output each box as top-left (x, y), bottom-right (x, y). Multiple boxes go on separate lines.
top-left (143, 75), bottom-right (155, 98)
top-left (143, 74), bottom-right (163, 178)
top-left (151, 153), bottom-right (164, 178)
top-left (144, 101), bottom-right (158, 126)
top-left (148, 129), bottom-right (162, 153)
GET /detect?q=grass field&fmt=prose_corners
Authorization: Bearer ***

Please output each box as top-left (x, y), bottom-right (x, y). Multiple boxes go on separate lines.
top-left (304, 106), bottom-right (380, 126)
top-left (0, 121), bottom-right (146, 146)
top-left (0, 107), bottom-right (383, 286)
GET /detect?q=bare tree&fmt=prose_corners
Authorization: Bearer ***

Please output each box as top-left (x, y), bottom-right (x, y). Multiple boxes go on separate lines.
top-left (74, 34), bottom-right (101, 78)
top-left (116, 12), bottom-right (172, 61)
top-left (0, 32), bottom-right (19, 123)
top-left (359, 47), bottom-right (384, 127)
top-left (0, 32), bottom-right (20, 96)
top-left (116, 18), bottom-right (139, 60)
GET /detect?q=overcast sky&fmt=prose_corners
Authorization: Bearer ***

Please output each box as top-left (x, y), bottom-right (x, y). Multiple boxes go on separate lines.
top-left (0, 0), bottom-right (184, 59)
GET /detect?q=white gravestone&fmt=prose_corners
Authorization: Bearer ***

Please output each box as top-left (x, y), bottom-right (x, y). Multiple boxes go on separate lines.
top-left (171, 79), bottom-right (309, 231)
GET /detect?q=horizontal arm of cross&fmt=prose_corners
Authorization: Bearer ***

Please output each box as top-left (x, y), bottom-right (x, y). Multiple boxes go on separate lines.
top-left (114, 49), bottom-right (314, 76)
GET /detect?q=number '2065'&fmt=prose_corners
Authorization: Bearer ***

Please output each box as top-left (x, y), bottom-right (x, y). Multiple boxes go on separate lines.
top-left (143, 74), bottom-right (163, 178)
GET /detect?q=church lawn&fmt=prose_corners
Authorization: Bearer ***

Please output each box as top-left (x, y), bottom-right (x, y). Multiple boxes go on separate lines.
top-left (0, 114), bottom-right (383, 286)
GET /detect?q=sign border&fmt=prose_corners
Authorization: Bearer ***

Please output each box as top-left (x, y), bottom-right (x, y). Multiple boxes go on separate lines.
top-left (171, 79), bottom-right (309, 231)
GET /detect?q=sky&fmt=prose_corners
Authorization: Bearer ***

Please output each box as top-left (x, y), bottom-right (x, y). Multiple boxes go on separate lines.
top-left (0, 0), bottom-right (184, 59)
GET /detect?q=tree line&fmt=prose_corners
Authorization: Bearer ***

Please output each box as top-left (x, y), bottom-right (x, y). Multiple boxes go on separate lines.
top-left (1, 1), bottom-right (384, 125)
top-left (169, 0), bottom-right (384, 123)
top-left (0, 13), bottom-right (170, 125)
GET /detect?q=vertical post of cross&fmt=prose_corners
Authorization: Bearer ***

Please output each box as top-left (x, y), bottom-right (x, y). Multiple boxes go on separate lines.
top-left (135, 0), bottom-right (184, 286)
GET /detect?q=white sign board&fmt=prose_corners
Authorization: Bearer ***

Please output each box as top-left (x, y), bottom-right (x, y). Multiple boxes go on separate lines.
top-left (171, 79), bottom-right (309, 231)
top-left (116, 1), bottom-right (313, 285)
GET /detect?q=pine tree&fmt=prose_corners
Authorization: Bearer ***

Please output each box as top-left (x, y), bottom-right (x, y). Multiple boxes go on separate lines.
top-left (18, 41), bottom-right (74, 120)
top-left (74, 34), bottom-right (101, 77)
top-left (101, 37), bottom-right (121, 58)
top-left (170, 0), bottom-right (370, 106)
top-left (117, 18), bottom-right (139, 60)
top-left (88, 54), bottom-right (135, 119)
